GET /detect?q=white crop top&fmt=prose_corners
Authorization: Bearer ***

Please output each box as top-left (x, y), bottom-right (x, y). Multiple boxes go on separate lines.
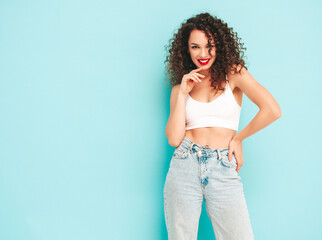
top-left (185, 78), bottom-right (241, 131)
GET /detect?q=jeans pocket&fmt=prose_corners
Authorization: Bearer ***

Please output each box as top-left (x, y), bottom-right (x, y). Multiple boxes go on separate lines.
top-left (169, 146), bottom-right (190, 172)
top-left (221, 154), bottom-right (237, 168)
top-left (172, 146), bottom-right (189, 159)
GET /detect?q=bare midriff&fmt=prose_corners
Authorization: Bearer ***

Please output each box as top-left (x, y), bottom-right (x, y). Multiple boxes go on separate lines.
top-left (185, 127), bottom-right (237, 150)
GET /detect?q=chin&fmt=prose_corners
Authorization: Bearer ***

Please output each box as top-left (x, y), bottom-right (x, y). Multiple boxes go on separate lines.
top-left (198, 64), bottom-right (211, 69)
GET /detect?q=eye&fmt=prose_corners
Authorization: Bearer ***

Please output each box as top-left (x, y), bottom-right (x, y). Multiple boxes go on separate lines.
top-left (191, 45), bottom-right (214, 49)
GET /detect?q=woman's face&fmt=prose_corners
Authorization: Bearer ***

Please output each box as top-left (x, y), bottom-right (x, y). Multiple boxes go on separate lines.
top-left (188, 29), bottom-right (216, 70)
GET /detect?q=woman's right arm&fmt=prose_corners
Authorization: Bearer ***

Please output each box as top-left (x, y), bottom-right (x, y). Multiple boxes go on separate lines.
top-left (165, 67), bottom-right (206, 147)
top-left (165, 85), bottom-right (188, 147)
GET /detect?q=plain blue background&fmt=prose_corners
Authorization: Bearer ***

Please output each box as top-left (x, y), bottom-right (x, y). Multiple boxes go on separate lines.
top-left (0, 0), bottom-right (321, 239)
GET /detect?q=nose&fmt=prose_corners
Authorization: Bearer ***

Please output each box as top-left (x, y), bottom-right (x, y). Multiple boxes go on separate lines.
top-left (199, 48), bottom-right (209, 58)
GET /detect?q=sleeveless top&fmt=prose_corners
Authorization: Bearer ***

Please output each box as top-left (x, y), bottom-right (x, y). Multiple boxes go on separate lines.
top-left (185, 77), bottom-right (241, 131)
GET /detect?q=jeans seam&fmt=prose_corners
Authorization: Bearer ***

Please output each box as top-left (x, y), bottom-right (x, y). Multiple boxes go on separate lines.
top-left (164, 187), bottom-right (171, 238)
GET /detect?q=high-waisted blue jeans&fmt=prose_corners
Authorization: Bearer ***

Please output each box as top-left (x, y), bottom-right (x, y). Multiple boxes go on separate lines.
top-left (163, 136), bottom-right (254, 240)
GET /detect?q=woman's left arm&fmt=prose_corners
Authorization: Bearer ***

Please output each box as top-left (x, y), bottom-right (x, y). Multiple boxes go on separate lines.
top-left (228, 65), bottom-right (282, 172)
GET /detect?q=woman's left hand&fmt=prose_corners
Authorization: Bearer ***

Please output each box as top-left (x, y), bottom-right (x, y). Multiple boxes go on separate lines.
top-left (228, 136), bottom-right (244, 173)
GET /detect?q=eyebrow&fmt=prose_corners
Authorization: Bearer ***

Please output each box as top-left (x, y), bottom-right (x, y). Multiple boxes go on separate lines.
top-left (190, 42), bottom-right (215, 45)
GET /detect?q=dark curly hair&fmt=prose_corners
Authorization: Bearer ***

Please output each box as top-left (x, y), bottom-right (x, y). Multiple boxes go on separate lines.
top-left (164, 12), bottom-right (248, 91)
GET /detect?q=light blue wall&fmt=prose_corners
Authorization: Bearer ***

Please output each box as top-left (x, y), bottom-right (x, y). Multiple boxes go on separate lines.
top-left (0, 0), bottom-right (321, 239)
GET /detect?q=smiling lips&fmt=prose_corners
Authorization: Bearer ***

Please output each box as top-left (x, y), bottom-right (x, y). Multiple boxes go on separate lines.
top-left (198, 58), bottom-right (210, 65)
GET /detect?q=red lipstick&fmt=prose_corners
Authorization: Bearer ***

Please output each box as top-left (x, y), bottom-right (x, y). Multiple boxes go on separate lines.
top-left (198, 58), bottom-right (210, 65)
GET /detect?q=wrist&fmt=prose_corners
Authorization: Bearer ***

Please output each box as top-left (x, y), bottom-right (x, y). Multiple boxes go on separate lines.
top-left (233, 134), bottom-right (243, 142)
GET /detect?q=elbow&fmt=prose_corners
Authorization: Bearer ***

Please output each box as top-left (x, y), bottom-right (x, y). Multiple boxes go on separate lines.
top-left (168, 139), bottom-right (181, 148)
top-left (260, 105), bottom-right (282, 120)
top-left (165, 125), bottom-right (185, 147)
top-left (165, 131), bottom-right (183, 147)
top-left (167, 134), bottom-right (181, 147)
top-left (272, 105), bottom-right (282, 119)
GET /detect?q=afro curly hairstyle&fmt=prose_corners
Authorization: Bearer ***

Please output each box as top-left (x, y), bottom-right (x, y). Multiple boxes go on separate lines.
top-left (164, 12), bottom-right (248, 91)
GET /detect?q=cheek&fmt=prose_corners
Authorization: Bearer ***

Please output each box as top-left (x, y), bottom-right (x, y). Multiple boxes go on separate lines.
top-left (189, 50), bottom-right (196, 57)
top-left (190, 53), bottom-right (198, 61)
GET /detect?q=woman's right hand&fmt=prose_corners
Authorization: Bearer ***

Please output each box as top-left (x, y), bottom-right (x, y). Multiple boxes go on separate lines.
top-left (179, 67), bottom-right (206, 95)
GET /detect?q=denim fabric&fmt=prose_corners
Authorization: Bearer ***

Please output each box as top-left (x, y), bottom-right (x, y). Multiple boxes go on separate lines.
top-left (163, 136), bottom-right (254, 240)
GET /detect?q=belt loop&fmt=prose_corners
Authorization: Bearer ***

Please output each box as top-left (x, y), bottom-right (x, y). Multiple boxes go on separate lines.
top-left (188, 142), bottom-right (194, 153)
top-left (217, 149), bottom-right (222, 160)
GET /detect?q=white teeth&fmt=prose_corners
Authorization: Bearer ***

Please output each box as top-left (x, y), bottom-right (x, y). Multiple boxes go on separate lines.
top-left (199, 59), bottom-right (209, 63)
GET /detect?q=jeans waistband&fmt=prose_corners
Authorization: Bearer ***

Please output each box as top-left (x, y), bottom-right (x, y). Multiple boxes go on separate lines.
top-left (180, 136), bottom-right (229, 159)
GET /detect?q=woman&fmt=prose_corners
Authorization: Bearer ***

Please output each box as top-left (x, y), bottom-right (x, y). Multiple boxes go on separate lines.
top-left (163, 12), bottom-right (281, 240)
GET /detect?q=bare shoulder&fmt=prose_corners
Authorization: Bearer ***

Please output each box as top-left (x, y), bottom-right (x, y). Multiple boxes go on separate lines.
top-left (226, 64), bottom-right (245, 90)
top-left (227, 64), bottom-right (257, 94)
top-left (227, 64), bottom-right (281, 114)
